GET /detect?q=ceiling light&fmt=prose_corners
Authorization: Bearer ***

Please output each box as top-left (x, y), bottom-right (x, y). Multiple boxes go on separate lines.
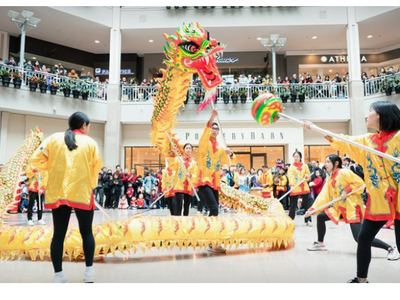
top-left (95, 40), bottom-right (100, 43)
top-left (149, 39), bottom-right (154, 43)
top-left (256, 37), bottom-right (262, 40)
top-left (312, 36), bottom-right (317, 40)
top-left (367, 35), bottom-right (373, 39)
top-left (32, 57), bottom-right (36, 59)
top-left (329, 70), bottom-right (332, 73)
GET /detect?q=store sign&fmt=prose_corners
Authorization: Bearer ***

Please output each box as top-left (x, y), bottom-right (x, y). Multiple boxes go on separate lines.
top-left (216, 54), bottom-right (239, 64)
top-left (320, 55), bottom-right (368, 64)
top-left (172, 127), bottom-right (303, 146)
top-left (94, 68), bottom-right (134, 75)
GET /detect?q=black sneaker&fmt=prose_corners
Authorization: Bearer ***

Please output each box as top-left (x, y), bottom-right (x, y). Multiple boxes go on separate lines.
top-left (347, 277), bottom-right (369, 283)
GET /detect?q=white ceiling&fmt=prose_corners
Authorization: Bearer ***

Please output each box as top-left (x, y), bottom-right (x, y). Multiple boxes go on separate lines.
top-left (0, 6), bottom-right (400, 56)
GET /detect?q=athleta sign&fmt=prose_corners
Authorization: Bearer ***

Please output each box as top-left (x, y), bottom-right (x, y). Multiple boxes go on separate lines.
top-left (320, 55), bottom-right (368, 63)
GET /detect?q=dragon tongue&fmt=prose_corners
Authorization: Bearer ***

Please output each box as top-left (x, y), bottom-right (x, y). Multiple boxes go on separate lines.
top-left (198, 59), bottom-right (222, 89)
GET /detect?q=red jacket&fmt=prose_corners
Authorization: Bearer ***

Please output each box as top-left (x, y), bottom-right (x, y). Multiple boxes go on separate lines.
top-left (311, 177), bottom-right (324, 195)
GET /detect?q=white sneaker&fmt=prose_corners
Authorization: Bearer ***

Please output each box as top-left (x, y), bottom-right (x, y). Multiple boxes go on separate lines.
top-left (37, 219), bottom-right (46, 225)
top-left (307, 242), bottom-right (327, 251)
top-left (306, 222), bottom-right (313, 227)
top-left (53, 272), bottom-right (68, 283)
top-left (207, 245), bottom-right (226, 253)
top-left (27, 220), bottom-right (34, 226)
top-left (387, 247), bottom-right (400, 261)
top-left (84, 267), bottom-right (95, 283)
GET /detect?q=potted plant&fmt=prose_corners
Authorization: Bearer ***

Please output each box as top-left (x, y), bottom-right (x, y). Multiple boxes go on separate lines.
top-left (11, 71), bottom-right (23, 89)
top-left (290, 83), bottom-right (298, 102)
top-left (38, 78), bottom-right (48, 93)
top-left (251, 89), bottom-right (259, 100)
top-left (280, 86), bottom-right (290, 103)
top-left (28, 76), bottom-right (40, 92)
top-left (298, 83), bottom-right (306, 103)
top-left (222, 89), bottom-right (230, 104)
top-left (49, 81), bottom-right (59, 95)
top-left (231, 90), bottom-right (238, 104)
top-left (383, 74), bottom-right (394, 96)
top-left (60, 80), bottom-right (72, 97)
top-left (394, 73), bottom-right (400, 94)
top-left (70, 80), bottom-right (80, 99)
top-left (239, 89), bottom-right (247, 103)
top-left (0, 69), bottom-right (11, 87)
top-left (80, 80), bottom-right (90, 100)
top-left (194, 89), bottom-right (203, 104)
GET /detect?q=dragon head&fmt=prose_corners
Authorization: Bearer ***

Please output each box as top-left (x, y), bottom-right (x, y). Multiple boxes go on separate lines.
top-left (163, 22), bottom-right (225, 89)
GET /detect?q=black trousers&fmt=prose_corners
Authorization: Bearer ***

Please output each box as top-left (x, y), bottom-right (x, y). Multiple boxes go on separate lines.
top-left (357, 219), bottom-right (400, 278)
top-left (197, 185), bottom-right (219, 216)
top-left (94, 187), bottom-right (104, 206)
top-left (172, 193), bottom-right (192, 216)
top-left (289, 193), bottom-right (311, 221)
top-left (51, 205), bottom-right (95, 273)
top-left (316, 211), bottom-right (391, 250)
top-left (27, 192), bottom-right (44, 221)
top-left (104, 192), bottom-right (113, 208)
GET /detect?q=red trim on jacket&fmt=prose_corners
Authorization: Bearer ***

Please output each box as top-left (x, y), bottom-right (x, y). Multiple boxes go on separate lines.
top-left (45, 192), bottom-right (95, 211)
top-left (370, 130), bottom-right (397, 157)
top-left (209, 137), bottom-right (218, 153)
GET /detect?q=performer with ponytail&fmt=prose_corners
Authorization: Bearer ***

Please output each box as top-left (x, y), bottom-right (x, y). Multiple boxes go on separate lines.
top-left (287, 150), bottom-right (312, 225)
top-left (29, 111), bottom-right (103, 283)
top-left (303, 101), bottom-right (400, 283)
top-left (305, 154), bottom-right (397, 260)
top-left (197, 108), bottom-right (236, 253)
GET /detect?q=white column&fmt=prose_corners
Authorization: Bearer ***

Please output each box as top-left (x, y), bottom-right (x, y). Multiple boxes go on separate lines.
top-left (0, 112), bottom-right (10, 164)
top-left (346, 6), bottom-right (367, 136)
top-left (104, 6), bottom-right (122, 169)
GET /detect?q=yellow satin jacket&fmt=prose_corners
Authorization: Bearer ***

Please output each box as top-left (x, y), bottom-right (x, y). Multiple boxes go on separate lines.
top-left (29, 132), bottom-right (103, 210)
top-left (197, 125), bottom-right (236, 191)
top-left (328, 130), bottom-right (400, 221)
top-left (311, 168), bottom-right (365, 224)
top-left (287, 162), bottom-right (311, 196)
top-left (25, 164), bottom-right (48, 193)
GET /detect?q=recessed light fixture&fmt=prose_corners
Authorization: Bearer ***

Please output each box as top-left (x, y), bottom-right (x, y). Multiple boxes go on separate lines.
top-left (95, 40), bottom-right (100, 43)
top-left (312, 36), bottom-right (317, 40)
top-left (257, 37), bottom-right (262, 40)
top-left (32, 57), bottom-right (36, 59)
top-left (149, 39), bottom-right (154, 43)
top-left (367, 35), bottom-right (373, 39)
top-left (329, 69), bottom-right (332, 73)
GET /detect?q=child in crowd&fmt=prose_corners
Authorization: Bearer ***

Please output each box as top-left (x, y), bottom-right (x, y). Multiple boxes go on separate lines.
top-left (118, 194), bottom-right (129, 209)
top-left (129, 196), bottom-right (137, 209)
top-left (137, 193), bottom-right (146, 209)
top-left (126, 183), bottom-right (134, 204)
top-left (149, 188), bottom-right (159, 209)
top-left (19, 193), bottom-right (29, 213)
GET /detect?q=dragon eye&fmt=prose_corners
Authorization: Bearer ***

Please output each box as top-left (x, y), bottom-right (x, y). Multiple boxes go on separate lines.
top-left (180, 42), bottom-right (199, 53)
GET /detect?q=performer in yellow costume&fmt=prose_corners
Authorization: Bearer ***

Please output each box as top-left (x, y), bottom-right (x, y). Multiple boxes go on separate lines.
top-left (287, 150), bottom-right (312, 225)
top-left (197, 109), bottom-right (236, 252)
top-left (305, 154), bottom-right (397, 259)
top-left (29, 111), bottom-right (103, 283)
top-left (169, 143), bottom-right (198, 216)
top-left (25, 164), bottom-right (48, 226)
top-left (273, 167), bottom-right (288, 209)
top-left (303, 101), bottom-right (400, 283)
top-left (162, 156), bottom-right (178, 214)
top-left (259, 165), bottom-right (273, 198)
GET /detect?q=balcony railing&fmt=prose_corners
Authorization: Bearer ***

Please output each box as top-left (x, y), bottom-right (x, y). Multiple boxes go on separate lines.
top-left (0, 64), bottom-right (107, 101)
top-left (363, 73), bottom-right (400, 97)
top-left (121, 82), bottom-right (349, 103)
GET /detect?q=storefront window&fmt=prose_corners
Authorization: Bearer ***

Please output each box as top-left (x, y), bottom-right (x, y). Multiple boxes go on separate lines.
top-left (125, 146), bottom-right (285, 175)
top-left (304, 145), bottom-right (339, 164)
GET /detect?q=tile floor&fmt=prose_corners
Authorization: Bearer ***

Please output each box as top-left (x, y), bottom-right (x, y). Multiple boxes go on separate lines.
top-left (0, 208), bottom-right (399, 283)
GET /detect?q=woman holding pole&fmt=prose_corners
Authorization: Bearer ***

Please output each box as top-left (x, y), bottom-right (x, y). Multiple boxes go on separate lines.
top-left (197, 109), bottom-right (235, 253)
top-left (303, 101), bottom-right (400, 283)
top-left (304, 154), bottom-right (397, 260)
top-left (287, 150), bottom-right (312, 225)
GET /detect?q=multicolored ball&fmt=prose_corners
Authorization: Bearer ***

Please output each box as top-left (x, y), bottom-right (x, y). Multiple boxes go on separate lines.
top-left (251, 93), bottom-right (283, 126)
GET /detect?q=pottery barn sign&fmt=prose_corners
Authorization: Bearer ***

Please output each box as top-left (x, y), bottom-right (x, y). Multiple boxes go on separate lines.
top-left (95, 68), bottom-right (134, 75)
top-left (320, 55), bottom-right (368, 64)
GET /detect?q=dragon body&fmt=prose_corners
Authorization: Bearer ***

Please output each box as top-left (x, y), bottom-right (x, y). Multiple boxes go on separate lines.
top-left (0, 23), bottom-right (295, 262)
